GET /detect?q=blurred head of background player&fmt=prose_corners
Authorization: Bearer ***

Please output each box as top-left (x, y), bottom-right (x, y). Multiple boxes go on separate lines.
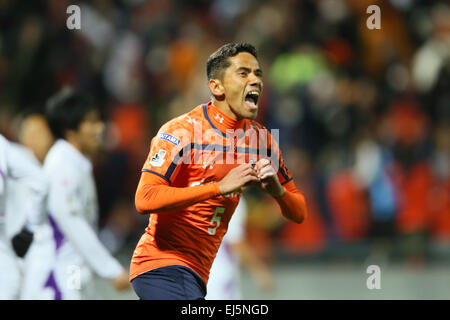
top-left (45, 88), bottom-right (105, 158)
top-left (207, 43), bottom-right (263, 121)
top-left (17, 112), bottom-right (54, 164)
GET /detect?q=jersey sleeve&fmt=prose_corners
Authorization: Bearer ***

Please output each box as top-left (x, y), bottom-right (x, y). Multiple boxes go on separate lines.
top-left (48, 168), bottom-right (123, 279)
top-left (274, 179), bottom-right (307, 223)
top-left (276, 149), bottom-right (293, 186)
top-left (6, 142), bottom-right (48, 230)
top-left (135, 171), bottom-right (220, 214)
top-left (141, 122), bottom-right (191, 185)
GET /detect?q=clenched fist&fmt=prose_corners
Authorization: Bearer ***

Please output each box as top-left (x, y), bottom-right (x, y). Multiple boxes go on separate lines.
top-left (217, 164), bottom-right (259, 195)
top-left (254, 158), bottom-right (285, 197)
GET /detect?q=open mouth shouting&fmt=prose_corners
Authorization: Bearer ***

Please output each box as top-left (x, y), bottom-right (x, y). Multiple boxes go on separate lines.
top-left (244, 90), bottom-right (260, 111)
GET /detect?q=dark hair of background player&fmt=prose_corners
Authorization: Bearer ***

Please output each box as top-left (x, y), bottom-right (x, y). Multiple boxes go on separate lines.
top-left (45, 88), bottom-right (100, 140)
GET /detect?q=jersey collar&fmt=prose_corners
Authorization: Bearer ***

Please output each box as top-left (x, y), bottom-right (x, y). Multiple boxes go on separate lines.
top-left (52, 139), bottom-right (92, 172)
top-left (203, 101), bottom-right (247, 137)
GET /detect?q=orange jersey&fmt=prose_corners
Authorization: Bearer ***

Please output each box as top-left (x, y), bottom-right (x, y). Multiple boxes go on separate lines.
top-left (130, 101), bottom-right (302, 284)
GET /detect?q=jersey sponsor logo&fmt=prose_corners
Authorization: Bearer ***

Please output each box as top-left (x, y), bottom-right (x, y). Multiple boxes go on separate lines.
top-left (150, 149), bottom-right (166, 167)
top-left (157, 132), bottom-right (180, 146)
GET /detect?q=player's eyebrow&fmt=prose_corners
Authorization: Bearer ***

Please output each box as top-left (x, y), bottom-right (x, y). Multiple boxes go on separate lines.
top-left (236, 67), bottom-right (263, 76)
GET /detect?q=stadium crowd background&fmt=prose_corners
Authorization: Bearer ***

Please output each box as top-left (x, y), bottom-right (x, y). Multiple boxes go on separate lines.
top-left (0, 0), bottom-right (449, 282)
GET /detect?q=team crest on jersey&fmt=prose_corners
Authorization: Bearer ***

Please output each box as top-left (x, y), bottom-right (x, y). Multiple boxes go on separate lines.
top-left (150, 149), bottom-right (166, 167)
top-left (157, 132), bottom-right (180, 146)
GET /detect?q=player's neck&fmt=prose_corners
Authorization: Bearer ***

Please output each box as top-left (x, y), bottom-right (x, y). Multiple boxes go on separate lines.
top-left (211, 99), bottom-right (241, 121)
top-left (65, 135), bottom-right (90, 159)
top-left (208, 100), bottom-right (244, 131)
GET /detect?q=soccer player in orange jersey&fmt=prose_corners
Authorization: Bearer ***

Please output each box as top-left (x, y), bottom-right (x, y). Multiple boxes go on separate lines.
top-left (130, 43), bottom-right (307, 300)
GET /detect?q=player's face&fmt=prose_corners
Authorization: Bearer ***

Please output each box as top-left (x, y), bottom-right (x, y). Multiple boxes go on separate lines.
top-left (76, 110), bottom-right (105, 157)
top-left (19, 114), bottom-right (54, 163)
top-left (222, 52), bottom-right (263, 120)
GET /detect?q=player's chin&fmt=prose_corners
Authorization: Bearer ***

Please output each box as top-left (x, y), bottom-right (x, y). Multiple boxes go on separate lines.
top-left (248, 110), bottom-right (258, 120)
top-left (241, 105), bottom-right (258, 120)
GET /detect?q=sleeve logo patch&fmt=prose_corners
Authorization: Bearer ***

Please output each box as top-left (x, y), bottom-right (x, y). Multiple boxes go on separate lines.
top-left (157, 133), bottom-right (180, 146)
top-left (150, 149), bottom-right (166, 167)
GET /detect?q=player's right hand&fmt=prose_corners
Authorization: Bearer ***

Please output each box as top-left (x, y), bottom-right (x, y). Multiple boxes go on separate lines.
top-left (111, 270), bottom-right (131, 291)
top-left (11, 228), bottom-right (34, 258)
top-left (217, 164), bottom-right (259, 195)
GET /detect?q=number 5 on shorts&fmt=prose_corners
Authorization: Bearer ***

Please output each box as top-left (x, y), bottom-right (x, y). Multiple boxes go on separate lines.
top-left (208, 207), bottom-right (225, 235)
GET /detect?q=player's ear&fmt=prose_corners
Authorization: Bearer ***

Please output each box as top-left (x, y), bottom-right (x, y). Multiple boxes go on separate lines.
top-left (208, 78), bottom-right (225, 99)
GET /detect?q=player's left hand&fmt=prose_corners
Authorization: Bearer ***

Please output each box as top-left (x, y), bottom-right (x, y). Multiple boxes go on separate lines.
top-left (254, 158), bottom-right (285, 198)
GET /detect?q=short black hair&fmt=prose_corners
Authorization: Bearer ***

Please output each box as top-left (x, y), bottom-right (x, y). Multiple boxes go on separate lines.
top-left (14, 108), bottom-right (45, 127)
top-left (45, 88), bottom-right (99, 140)
top-left (206, 43), bottom-right (258, 80)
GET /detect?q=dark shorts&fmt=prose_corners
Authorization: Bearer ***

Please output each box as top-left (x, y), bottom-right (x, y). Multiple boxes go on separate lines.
top-left (131, 265), bottom-right (207, 300)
